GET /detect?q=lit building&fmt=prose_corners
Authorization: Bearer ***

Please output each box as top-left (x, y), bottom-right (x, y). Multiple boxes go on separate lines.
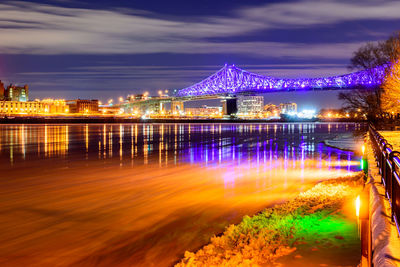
top-left (5, 84), bottom-right (29, 102)
top-left (318, 108), bottom-right (351, 119)
top-left (237, 96), bottom-right (264, 114)
top-left (185, 105), bottom-right (222, 116)
top-left (171, 101), bottom-right (184, 115)
top-left (0, 81), bottom-right (5, 100)
top-left (66, 99), bottom-right (99, 113)
top-left (279, 102), bottom-right (297, 114)
top-left (0, 101), bottom-right (43, 114)
top-left (221, 98), bottom-right (237, 115)
top-left (263, 103), bottom-right (279, 117)
top-left (264, 103), bottom-right (279, 113)
top-left (0, 99), bottom-right (69, 114)
top-left (41, 99), bottom-right (68, 113)
top-left (99, 105), bottom-right (121, 115)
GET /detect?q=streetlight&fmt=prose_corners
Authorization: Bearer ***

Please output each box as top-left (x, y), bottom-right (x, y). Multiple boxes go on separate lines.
top-left (356, 195), bottom-right (360, 217)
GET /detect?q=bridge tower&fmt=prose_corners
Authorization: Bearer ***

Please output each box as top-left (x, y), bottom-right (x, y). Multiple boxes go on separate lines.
top-left (171, 100), bottom-right (184, 115)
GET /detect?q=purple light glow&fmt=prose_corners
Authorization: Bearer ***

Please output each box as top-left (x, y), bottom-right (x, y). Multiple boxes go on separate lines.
top-left (175, 64), bottom-right (387, 97)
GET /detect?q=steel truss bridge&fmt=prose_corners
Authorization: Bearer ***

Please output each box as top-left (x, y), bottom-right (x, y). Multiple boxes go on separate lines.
top-left (174, 64), bottom-right (386, 97)
top-left (121, 64), bottom-right (387, 115)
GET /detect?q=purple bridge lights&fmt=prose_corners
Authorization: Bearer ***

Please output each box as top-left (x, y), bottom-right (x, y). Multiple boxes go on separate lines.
top-left (174, 64), bottom-right (387, 97)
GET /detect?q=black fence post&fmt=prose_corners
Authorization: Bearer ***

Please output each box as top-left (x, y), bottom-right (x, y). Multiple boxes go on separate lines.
top-left (389, 151), bottom-right (400, 223)
top-left (369, 124), bottom-right (400, 237)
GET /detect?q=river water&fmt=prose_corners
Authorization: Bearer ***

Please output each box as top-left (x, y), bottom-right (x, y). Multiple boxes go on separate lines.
top-left (0, 122), bottom-right (365, 266)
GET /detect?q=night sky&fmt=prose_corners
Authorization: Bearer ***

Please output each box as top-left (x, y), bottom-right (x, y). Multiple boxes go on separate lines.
top-left (0, 0), bottom-right (399, 109)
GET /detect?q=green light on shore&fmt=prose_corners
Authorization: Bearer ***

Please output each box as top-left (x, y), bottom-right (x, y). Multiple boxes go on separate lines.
top-left (293, 211), bottom-right (357, 245)
top-left (360, 158), bottom-right (368, 176)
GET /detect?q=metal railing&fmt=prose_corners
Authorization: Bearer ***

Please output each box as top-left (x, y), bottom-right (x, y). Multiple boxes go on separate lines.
top-left (369, 125), bottom-right (400, 236)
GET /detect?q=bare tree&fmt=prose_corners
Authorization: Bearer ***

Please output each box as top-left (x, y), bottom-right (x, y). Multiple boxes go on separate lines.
top-left (339, 31), bottom-right (400, 120)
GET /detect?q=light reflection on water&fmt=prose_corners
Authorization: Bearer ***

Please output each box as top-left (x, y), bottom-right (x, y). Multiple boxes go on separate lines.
top-left (0, 123), bottom-right (364, 266)
top-left (1, 123), bottom-right (363, 167)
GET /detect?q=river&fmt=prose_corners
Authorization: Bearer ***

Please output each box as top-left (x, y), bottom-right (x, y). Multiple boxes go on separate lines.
top-left (0, 122), bottom-right (365, 266)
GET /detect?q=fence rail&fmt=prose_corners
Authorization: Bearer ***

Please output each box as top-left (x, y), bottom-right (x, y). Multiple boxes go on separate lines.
top-left (369, 125), bottom-right (400, 237)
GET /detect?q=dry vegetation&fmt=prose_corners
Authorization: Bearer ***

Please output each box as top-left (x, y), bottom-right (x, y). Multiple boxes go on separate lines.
top-left (382, 50), bottom-right (400, 114)
top-left (176, 172), bottom-right (364, 267)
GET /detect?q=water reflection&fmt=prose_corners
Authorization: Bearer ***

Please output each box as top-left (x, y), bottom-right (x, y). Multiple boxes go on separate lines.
top-left (0, 123), bottom-right (364, 266)
top-left (0, 123), bottom-right (363, 167)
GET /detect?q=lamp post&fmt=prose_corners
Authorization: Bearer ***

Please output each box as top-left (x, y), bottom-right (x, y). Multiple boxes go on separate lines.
top-left (358, 188), bottom-right (371, 267)
top-left (358, 140), bottom-right (371, 267)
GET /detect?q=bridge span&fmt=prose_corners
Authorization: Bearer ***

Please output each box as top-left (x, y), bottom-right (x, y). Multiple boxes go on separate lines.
top-left (174, 64), bottom-right (386, 97)
top-left (121, 64), bottom-right (387, 115)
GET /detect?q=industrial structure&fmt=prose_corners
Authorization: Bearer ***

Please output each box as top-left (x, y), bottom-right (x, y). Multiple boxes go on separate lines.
top-left (237, 96), bottom-right (264, 115)
top-left (279, 103), bottom-right (297, 114)
top-left (0, 81), bottom-right (29, 102)
top-left (185, 105), bottom-right (222, 116)
top-left (66, 99), bottom-right (99, 114)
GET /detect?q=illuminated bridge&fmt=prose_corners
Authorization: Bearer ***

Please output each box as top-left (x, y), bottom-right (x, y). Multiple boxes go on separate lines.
top-left (122, 64), bottom-right (387, 116)
top-left (174, 64), bottom-right (386, 97)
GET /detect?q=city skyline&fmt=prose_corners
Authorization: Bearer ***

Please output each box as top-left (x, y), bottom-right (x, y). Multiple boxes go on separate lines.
top-left (0, 0), bottom-right (399, 109)
top-left (1, 1), bottom-right (399, 266)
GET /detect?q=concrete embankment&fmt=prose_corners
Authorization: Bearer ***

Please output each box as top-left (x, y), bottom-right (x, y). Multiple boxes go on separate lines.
top-left (366, 138), bottom-right (400, 267)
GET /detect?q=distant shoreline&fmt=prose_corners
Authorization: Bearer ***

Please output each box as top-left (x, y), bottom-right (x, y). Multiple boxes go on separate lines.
top-left (0, 117), bottom-right (366, 124)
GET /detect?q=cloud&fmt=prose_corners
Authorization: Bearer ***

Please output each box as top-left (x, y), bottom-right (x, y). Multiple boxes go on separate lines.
top-left (0, 0), bottom-right (398, 56)
top-left (18, 63), bottom-right (349, 76)
top-left (238, 0), bottom-right (400, 27)
top-left (14, 63), bottom-right (350, 92)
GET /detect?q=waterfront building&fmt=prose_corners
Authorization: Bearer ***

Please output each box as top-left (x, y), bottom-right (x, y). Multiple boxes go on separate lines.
top-left (221, 98), bottom-right (238, 116)
top-left (237, 96), bottom-right (264, 115)
top-left (5, 84), bottom-right (29, 102)
top-left (41, 99), bottom-right (68, 113)
top-left (171, 100), bottom-right (184, 115)
top-left (124, 100), bottom-right (164, 115)
top-left (318, 108), bottom-right (352, 119)
top-left (0, 99), bottom-right (69, 114)
top-left (185, 105), bottom-right (222, 116)
top-left (99, 105), bottom-right (121, 115)
top-left (262, 103), bottom-right (280, 118)
top-left (264, 103), bottom-right (279, 115)
top-left (0, 101), bottom-right (43, 114)
top-left (0, 81), bottom-right (5, 100)
top-left (66, 99), bottom-right (99, 113)
top-left (279, 102), bottom-right (297, 114)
